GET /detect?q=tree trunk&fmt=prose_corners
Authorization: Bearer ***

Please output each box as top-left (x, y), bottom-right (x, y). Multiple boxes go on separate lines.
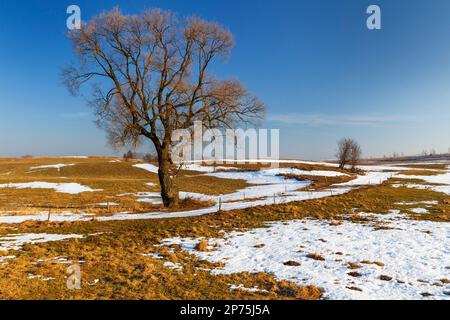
top-left (158, 148), bottom-right (179, 208)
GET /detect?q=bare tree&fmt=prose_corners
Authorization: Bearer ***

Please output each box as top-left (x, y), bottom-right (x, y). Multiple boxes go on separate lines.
top-left (336, 138), bottom-right (361, 170)
top-left (123, 150), bottom-right (134, 161)
top-left (349, 140), bottom-right (362, 170)
top-left (63, 8), bottom-right (265, 207)
top-left (336, 138), bottom-right (352, 169)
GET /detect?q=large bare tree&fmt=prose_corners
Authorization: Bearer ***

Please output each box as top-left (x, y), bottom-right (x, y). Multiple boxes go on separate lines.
top-left (63, 8), bottom-right (265, 207)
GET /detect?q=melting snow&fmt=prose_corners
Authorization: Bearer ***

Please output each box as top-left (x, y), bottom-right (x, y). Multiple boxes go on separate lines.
top-left (163, 261), bottom-right (183, 271)
top-left (136, 192), bottom-right (163, 205)
top-left (0, 169), bottom-right (397, 223)
top-left (393, 183), bottom-right (450, 196)
top-left (135, 162), bottom-right (239, 173)
top-left (394, 172), bottom-right (450, 195)
top-left (62, 156), bottom-right (88, 159)
top-left (163, 211), bottom-right (450, 300)
top-left (396, 172), bottom-right (450, 185)
top-left (261, 168), bottom-right (348, 177)
top-left (0, 211), bottom-right (95, 224)
top-left (409, 208), bottom-right (429, 214)
top-left (0, 233), bottom-right (85, 251)
top-left (29, 164), bottom-right (75, 171)
top-left (0, 182), bottom-right (100, 194)
top-left (0, 255), bottom-right (15, 264)
top-left (96, 202), bottom-right (119, 206)
top-left (394, 172), bottom-right (450, 194)
top-left (396, 201), bottom-right (439, 206)
top-left (337, 172), bottom-right (394, 186)
top-left (182, 164), bottom-right (239, 172)
top-left (142, 252), bottom-right (163, 259)
top-left (2, 163), bottom-right (448, 224)
top-left (133, 163), bottom-right (159, 173)
top-left (228, 284), bottom-right (268, 293)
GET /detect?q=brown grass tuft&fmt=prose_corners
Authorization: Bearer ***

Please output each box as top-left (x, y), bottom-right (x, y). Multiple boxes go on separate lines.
top-left (347, 262), bottom-right (362, 270)
top-left (194, 239), bottom-right (210, 252)
top-left (306, 253), bottom-right (325, 261)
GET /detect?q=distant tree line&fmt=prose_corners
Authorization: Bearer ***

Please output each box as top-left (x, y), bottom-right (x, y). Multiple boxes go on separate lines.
top-left (123, 150), bottom-right (158, 162)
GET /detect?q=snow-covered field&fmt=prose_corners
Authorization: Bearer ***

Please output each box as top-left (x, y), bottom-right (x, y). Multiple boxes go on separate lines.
top-left (163, 210), bottom-right (450, 300)
top-left (108, 162), bottom-right (387, 221)
top-left (0, 158), bottom-right (449, 300)
top-left (0, 160), bottom-right (447, 223)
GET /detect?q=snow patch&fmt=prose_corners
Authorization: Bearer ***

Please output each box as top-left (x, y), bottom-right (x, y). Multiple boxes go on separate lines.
top-left (62, 156), bottom-right (88, 159)
top-left (393, 183), bottom-right (450, 196)
top-left (409, 208), bottom-right (429, 214)
top-left (96, 202), bottom-right (119, 206)
top-left (262, 168), bottom-right (348, 177)
top-left (0, 182), bottom-right (100, 194)
top-left (182, 164), bottom-right (239, 173)
top-left (133, 163), bottom-right (159, 174)
top-left (29, 164), bottom-right (75, 171)
top-left (0, 233), bottom-right (85, 251)
top-left (162, 212), bottom-right (450, 300)
top-left (0, 211), bottom-right (95, 224)
top-left (0, 255), bottom-right (15, 264)
top-left (229, 284), bottom-right (268, 293)
top-left (396, 201), bottom-right (439, 206)
top-left (163, 261), bottom-right (183, 271)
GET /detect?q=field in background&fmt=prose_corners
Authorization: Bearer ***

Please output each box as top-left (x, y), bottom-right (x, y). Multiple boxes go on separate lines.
top-left (0, 157), bottom-right (249, 215)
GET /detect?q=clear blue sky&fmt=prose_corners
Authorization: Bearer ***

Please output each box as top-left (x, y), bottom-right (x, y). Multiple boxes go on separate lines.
top-left (1, 0), bottom-right (450, 159)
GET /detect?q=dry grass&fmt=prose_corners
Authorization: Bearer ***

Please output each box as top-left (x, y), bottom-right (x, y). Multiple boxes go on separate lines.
top-left (397, 170), bottom-right (446, 176)
top-left (0, 157), bottom-right (247, 215)
top-left (306, 253), bottom-right (325, 261)
top-left (279, 173), bottom-right (354, 190)
top-left (347, 272), bottom-right (362, 278)
top-left (379, 275), bottom-right (393, 281)
top-left (194, 239), bottom-right (210, 252)
top-left (0, 158), bottom-right (448, 299)
top-left (403, 163), bottom-right (449, 170)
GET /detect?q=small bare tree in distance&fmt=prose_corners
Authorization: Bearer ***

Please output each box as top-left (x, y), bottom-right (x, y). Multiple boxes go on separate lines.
top-left (349, 140), bottom-right (362, 170)
top-left (336, 138), bottom-right (361, 170)
top-left (337, 138), bottom-right (352, 169)
top-left (63, 8), bottom-right (265, 207)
